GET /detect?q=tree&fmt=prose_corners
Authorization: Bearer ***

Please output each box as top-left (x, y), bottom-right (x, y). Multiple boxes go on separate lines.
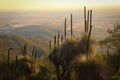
top-left (100, 23), bottom-right (120, 54)
top-left (100, 23), bottom-right (120, 73)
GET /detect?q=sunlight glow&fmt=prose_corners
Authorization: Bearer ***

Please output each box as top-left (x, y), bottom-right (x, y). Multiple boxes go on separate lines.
top-left (0, 0), bottom-right (120, 11)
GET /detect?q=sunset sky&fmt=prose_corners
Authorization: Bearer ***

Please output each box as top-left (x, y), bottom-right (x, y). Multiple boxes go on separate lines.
top-left (0, 0), bottom-right (120, 11)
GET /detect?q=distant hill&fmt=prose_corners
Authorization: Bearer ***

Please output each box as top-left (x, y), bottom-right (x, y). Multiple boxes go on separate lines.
top-left (0, 25), bottom-right (55, 43)
top-left (0, 34), bottom-right (48, 62)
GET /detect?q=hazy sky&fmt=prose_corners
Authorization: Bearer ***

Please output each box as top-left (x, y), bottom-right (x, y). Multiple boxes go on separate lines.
top-left (0, 0), bottom-right (120, 11)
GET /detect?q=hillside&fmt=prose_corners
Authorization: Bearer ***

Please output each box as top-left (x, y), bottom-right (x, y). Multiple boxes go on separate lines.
top-left (0, 25), bottom-right (55, 43)
top-left (0, 34), bottom-right (48, 62)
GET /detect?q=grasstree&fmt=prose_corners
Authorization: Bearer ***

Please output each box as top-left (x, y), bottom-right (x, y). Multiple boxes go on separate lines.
top-left (16, 54), bottom-right (39, 80)
top-left (49, 7), bottom-right (97, 80)
top-left (78, 7), bottom-right (96, 57)
top-left (48, 47), bottom-right (61, 80)
top-left (69, 55), bottom-right (110, 80)
top-left (49, 7), bottom-right (95, 80)
top-left (16, 58), bottom-right (33, 80)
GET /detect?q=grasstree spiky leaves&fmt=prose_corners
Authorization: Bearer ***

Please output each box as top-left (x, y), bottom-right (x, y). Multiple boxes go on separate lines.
top-left (49, 39), bottom-right (76, 80)
top-left (78, 33), bottom-right (96, 57)
top-left (59, 39), bottom-right (77, 65)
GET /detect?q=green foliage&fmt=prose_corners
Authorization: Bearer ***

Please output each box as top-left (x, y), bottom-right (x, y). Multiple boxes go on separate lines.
top-left (35, 66), bottom-right (48, 80)
top-left (106, 54), bottom-right (120, 73)
top-left (100, 23), bottom-right (120, 54)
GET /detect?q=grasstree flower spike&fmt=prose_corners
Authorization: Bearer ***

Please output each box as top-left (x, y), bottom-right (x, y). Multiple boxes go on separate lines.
top-left (54, 35), bottom-right (57, 48)
top-left (49, 40), bottom-right (51, 53)
top-left (64, 17), bottom-right (67, 40)
top-left (71, 14), bottom-right (73, 39)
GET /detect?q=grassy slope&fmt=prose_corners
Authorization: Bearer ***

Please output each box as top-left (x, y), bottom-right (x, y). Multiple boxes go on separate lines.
top-left (0, 34), bottom-right (48, 62)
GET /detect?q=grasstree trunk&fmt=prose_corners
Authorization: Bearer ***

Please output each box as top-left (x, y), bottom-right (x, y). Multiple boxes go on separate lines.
top-left (64, 18), bottom-right (67, 40)
top-left (23, 43), bottom-right (27, 56)
top-left (71, 14), bottom-right (73, 39)
top-left (86, 10), bottom-right (90, 33)
top-left (16, 55), bottom-right (18, 67)
top-left (7, 48), bottom-right (14, 65)
top-left (32, 46), bottom-right (35, 57)
top-left (54, 35), bottom-right (57, 48)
